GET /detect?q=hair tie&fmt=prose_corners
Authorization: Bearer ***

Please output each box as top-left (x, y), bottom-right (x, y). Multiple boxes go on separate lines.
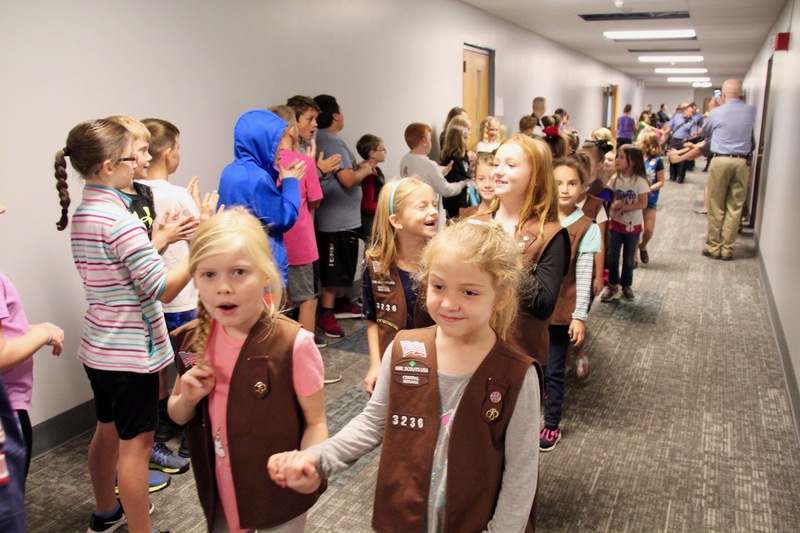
top-left (594, 139), bottom-right (613, 154)
top-left (542, 126), bottom-right (560, 138)
top-left (62, 146), bottom-right (71, 157)
top-left (389, 178), bottom-right (408, 215)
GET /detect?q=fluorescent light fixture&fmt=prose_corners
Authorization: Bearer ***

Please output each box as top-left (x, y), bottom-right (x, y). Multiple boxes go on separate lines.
top-left (655, 67), bottom-right (708, 74)
top-left (604, 29), bottom-right (696, 40)
top-left (638, 55), bottom-right (704, 63)
top-left (667, 77), bottom-right (711, 82)
top-left (693, 82), bottom-right (713, 88)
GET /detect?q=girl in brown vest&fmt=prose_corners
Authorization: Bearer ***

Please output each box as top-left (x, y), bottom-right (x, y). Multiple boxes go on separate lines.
top-left (481, 134), bottom-right (569, 366)
top-left (269, 220), bottom-right (541, 532)
top-left (541, 158), bottom-right (601, 452)
top-left (361, 177), bottom-right (437, 394)
top-left (168, 208), bottom-right (328, 532)
top-left (458, 153), bottom-right (495, 219)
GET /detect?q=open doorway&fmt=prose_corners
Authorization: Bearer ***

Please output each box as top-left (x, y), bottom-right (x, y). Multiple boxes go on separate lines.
top-left (604, 84), bottom-right (619, 133)
top-left (463, 45), bottom-right (493, 148)
top-left (746, 55), bottom-right (773, 230)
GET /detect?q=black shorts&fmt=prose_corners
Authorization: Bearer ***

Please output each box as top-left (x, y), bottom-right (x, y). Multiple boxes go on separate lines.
top-left (317, 229), bottom-right (360, 288)
top-left (84, 365), bottom-right (159, 440)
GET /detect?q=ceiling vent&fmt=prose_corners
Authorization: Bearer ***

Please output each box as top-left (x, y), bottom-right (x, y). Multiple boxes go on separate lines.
top-left (579, 11), bottom-right (690, 22)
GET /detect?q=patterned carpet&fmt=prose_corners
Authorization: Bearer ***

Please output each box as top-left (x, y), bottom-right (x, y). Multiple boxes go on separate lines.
top-left (26, 166), bottom-right (800, 532)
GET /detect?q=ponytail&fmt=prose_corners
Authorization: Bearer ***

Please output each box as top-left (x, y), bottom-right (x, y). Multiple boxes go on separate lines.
top-left (54, 149), bottom-right (70, 231)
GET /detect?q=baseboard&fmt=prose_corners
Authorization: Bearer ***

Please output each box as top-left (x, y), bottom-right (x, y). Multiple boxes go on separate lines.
top-left (31, 400), bottom-right (95, 458)
top-left (755, 234), bottom-right (800, 445)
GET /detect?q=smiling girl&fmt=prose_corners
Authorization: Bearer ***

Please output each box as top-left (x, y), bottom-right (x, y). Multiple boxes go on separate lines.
top-left (361, 177), bottom-right (437, 394)
top-left (269, 219), bottom-right (540, 532)
top-left (475, 134), bottom-right (569, 367)
top-left (168, 207), bottom-right (328, 533)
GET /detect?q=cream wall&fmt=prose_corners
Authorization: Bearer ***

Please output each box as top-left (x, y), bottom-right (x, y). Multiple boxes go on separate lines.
top-left (742, 0), bottom-right (800, 420)
top-left (0, 0), bottom-right (639, 428)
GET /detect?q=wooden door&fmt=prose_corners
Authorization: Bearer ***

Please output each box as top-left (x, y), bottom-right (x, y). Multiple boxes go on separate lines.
top-left (463, 47), bottom-right (491, 148)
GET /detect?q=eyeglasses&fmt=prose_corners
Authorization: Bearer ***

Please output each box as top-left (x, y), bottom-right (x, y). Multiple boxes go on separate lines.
top-left (117, 154), bottom-right (138, 164)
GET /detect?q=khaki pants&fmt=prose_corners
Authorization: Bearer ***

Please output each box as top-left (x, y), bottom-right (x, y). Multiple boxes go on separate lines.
top-left (706, 157), bottom-right (749, 257)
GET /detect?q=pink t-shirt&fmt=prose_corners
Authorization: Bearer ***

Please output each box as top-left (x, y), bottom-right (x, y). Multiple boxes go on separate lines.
top-left (281, 150), bottom-right (323, 266)
top-left (205, 320), bottom-right (324, 532)
top-left (0, 271), bottom-right (33, 411)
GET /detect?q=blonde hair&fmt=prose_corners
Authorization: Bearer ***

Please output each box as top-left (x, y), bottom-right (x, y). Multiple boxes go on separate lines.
top-left (188, 207), bottom-right (282, 361)
top-left (489, 134), bottom-right (558, 235)
top-left (479, 116), bottom-right (504, 144)
top-left (107, 116), bottom-right (151, 142)
top-left (638, 131), bottom-right (661, 158)
top-left (365, 176), bottom-right (431, 274)
top-left (590, 127), bottom-right (615, 152)
top-left (417, 220), bottom-right (521, 338)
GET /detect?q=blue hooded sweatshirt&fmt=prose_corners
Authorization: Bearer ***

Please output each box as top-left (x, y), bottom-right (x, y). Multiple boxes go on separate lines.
top-left (218, 110), bottom-right (301, 286)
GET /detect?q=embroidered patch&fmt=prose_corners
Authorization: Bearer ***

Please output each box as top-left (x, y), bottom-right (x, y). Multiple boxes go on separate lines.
top-left (392, 359), bottom-right (430, 387)
top-left (178, 350), bottom-right (199, 368)
top-left (482, 378), bottom-right (510, 423)
top-left (390, 413), bottom-right (425, 431)
top-left (377, 318), bottom-right (400, 331)
top-left (400, 340), bottom-right (427, 359)
top-left (490, 391), bottom-right (502, 404)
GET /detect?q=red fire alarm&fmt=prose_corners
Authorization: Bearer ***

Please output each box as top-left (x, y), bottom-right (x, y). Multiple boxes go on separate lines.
top-left (774, 32), bottom-right (790, 51)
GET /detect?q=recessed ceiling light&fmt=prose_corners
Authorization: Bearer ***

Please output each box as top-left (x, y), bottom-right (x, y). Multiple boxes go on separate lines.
top-left (693, 82), bottom-right (713, 88)
top-left (638, 55), bottom-right (704, 62)
top-left (667, 77), bottom-right (711, 82)
top-left (604, 29), bottom-right (696, 40)
top-left (655, 68), bottom-right (708, 74)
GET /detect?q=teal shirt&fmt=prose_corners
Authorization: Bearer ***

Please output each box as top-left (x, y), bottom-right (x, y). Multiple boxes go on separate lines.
top-left (560, 207), bottom-right (601, 254)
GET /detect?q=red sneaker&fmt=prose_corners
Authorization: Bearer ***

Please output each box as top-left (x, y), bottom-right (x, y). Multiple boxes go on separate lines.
top-left (317, 310), bottom-right (345, 338)
top-left (333, 299), bottom-right (362, 319)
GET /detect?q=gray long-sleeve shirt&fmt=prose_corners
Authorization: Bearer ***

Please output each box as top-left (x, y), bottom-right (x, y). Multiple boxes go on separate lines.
top-left (309, 341), bottom-right (540, 533)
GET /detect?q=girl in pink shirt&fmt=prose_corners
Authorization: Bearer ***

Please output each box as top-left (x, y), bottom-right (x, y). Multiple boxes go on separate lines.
top-left (169, 207), bottom-right (327, 532)
top-left (0, 202), bottom-right (65, 482)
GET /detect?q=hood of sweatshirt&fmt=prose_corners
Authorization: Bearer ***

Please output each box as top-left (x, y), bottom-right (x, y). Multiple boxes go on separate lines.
top-left (232, 110), bottom-right (288, 176)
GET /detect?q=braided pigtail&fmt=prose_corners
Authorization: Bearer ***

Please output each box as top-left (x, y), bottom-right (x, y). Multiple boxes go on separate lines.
top-left (193, 301), bottom-right (212, 366)
top-left (54, 149), bottom-right (71, 231)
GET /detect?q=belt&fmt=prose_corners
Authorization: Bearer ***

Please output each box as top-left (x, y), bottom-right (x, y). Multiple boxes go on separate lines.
top-left (714, 153), bottom-right (748, 159)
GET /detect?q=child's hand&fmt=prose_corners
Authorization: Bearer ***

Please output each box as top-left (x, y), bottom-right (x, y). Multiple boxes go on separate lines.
top-left (305, 138), bottom-right (317, 159)
top-left (155, 210), bottom-right (199, 246)
top-left (439, 160), bottom-right (454, 176)
top-left (279, 160), bottom-right (306, 181)
top-left (317, 152), bottom-right (341, 175)
top-left (363, 363), bottom-right (380, 395)
top-left (268, 450), bottom-right (322, 494)
top-left (593, 277), bottom-right (605, 298)
top-left (569, 319), bottom-right (586, 347)
top-left (611, 199), bottom-right (624, 213)
top-left (467, 150), bottom-right (477, 164)
top-left (199, 190), bottom-right (221, 222)
top-left (178, 365), bottom-right (216, 405)
top-left (187, 176), bottom-right (201, 211)
top-left (32, 322), bottom-right (64, 356)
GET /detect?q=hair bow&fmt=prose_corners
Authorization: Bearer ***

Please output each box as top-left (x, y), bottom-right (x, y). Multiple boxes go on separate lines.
top-left (593, 139), bottom-right (613, 154)
top-left (542, 126), bottom-right (560, 138)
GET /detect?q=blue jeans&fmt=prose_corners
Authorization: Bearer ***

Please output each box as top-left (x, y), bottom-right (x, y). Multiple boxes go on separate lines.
top-left (544, 325), bottom-right (570, 429)
top-left (607, 230), bottom-right (639, 288)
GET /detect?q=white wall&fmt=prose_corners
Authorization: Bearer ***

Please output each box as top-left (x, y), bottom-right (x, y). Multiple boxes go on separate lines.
top-left (643, 87), bottom-right (698, 116)
top-left (743, 0), bottom-right (800, 397)
top-left (0, 0), bottom-right (640, 426)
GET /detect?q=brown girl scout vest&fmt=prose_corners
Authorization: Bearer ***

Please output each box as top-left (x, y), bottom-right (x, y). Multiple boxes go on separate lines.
top-left (372, 327), bottom-right (538, 533)
top-left (580, 195), bottom-right (605, 221)
top-left (469, 212), bottom-right (568, 364)
top-left (551, 216), bottom-right (593, 326)
top-left (365, 260), bottom-right (434, 357)
top-left (171, 313), bottom-right (324, 531)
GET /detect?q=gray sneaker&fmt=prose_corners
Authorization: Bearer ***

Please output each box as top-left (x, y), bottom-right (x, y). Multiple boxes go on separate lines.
top-left (600, 285), bottom-right (621, 302)
top-left (622, 287), bottom-right (635, 300)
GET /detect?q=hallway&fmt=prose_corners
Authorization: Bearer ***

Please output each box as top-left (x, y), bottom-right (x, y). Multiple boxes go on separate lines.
top-left (25, 165), bottom-right (800, 532)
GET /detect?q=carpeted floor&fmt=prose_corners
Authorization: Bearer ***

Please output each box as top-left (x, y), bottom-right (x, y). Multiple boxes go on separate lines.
top-left (25, 165), bottom-right (800, 532)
